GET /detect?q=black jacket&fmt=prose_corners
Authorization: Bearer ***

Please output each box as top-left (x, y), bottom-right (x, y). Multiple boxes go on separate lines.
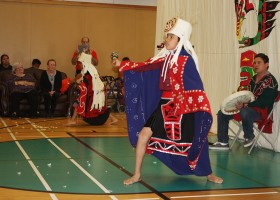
top-left (0, 64), bottom-right (12, 72)
top-left (40, 70), bottom-right (62, 93)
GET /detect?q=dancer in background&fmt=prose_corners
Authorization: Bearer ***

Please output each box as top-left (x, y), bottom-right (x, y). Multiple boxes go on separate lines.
top-left (67, 53), bottom-right (117, 126)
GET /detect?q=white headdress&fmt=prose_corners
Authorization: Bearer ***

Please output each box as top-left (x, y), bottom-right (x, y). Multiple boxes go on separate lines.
top-left (151, 18), bottom-right (199, 73)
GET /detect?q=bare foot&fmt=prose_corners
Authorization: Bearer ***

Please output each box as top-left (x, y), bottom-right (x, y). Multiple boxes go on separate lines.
top-left (104, 117), bottom-right (118, 125)
top-left (207, 174), bottom-right (223, 184)
top-left (123, 175), bottom-right (141, 185)
top-left (109, 118), bottom-right (118, 125)
top-left (65, 120), bottom-right (77, 126)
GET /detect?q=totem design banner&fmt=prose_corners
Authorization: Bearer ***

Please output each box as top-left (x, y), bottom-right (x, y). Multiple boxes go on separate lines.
top-left (235, 0), bottom-right (280, 151)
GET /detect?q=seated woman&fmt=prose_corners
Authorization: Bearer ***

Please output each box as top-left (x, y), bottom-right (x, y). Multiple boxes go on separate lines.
top-left (7, 62), bottom-right (38, 119)
top-left (40, 59), bottom-right (62, 117)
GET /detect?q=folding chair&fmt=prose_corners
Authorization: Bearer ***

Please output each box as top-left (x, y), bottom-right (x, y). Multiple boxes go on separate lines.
top-left (248, 91), bottom-right (280, 154)
top-left (229, 120), bottom-right (244, 149)
top-left (229, 91), bottom-right (280, 154)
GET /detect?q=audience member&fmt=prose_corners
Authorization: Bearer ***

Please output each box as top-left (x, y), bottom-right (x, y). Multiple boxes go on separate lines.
top-left (111, 55), bottom-right (129, 111)
top-left (71, 36), bottom-right (99, 75)
top-left (25, 58), bottom-right (43, 84)
top-left (32, 59), bottom-right (41, 68)
top-left (7, 62), bottom-right (38, 119)
top-left (0, 54), bottom-right (13, 72)
top-left (209, 53), bottom-right (278, 150)
top-left (40, 59), bottom-right (62, 117)
top-left (112, 56), bottom-right (130, 79)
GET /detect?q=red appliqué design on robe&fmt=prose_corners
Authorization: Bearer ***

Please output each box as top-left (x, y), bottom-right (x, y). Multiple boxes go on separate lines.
top-left (76, 76), bottom-right (107, 118)
top-left (170, 56), bottom-right (211, 116)
top-left (161, 101), bottom-right (182, 140)
top-left (76, 82), bottom-right (87, 117)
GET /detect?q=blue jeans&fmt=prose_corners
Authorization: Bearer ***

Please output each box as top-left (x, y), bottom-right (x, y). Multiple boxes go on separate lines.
top-left (217, 107), bottom-right (262, 143)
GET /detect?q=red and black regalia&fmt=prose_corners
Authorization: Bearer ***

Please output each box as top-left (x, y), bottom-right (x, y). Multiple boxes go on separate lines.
top-left (120, 47), bottom-right (213, 176)
top-left (75, 52), bottom-right (109, 125)
top-left (76, 74), bottom-right (109, 125)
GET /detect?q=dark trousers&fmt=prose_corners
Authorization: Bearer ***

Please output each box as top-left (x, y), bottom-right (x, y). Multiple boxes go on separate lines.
top-left (41, 91), bottom-right (60, 114)
top-left (10, 90), bottom-right (38, 116)
top-left (217, 107), bottom-right (262, 143)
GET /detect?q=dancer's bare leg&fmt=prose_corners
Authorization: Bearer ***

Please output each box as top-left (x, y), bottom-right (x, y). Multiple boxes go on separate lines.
top-left (123, 127), bottom-right (153, 185)
top-left (207, 173), bottom-right (223, 184)
top-left (66, 109), bottom-right (78, 126)
top-left (104, 114), bottom-right (118, 125)
top-left (109, 114), bottom-right (118, 125)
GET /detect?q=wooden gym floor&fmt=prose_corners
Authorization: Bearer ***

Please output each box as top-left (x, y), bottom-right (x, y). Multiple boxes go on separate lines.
top-left (0, 113), bottom-right (280, 200)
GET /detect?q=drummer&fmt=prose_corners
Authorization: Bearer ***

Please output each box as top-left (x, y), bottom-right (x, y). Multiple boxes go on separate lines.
top-left (209, 53), bottom-right (278, 150)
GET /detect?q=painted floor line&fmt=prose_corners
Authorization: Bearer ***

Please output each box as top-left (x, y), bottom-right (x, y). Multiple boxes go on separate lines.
top-left (25, 119), bottom-right (118, 200)
top-left (0, 118), bottom-right (58, 200)
top-left (68, 133), bottom-right (170, 200)
top-left (170, 191), bottom-right (278, 199)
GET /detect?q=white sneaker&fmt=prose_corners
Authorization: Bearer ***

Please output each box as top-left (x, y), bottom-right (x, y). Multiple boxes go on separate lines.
top-left (244, 138), bottom-right (255, 147)
top-left (209, 142), bottom-right (229, 150)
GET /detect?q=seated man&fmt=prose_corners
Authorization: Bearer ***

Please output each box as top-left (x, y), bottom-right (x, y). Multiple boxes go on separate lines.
top-left (25, 58), bottom-right (43, 87)
top-left (210, 53), bottom-right (278, 150)
top-left (71, 36), bottom-right (98, 75)
top-left (25, 58), bottom-right (42, 72)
